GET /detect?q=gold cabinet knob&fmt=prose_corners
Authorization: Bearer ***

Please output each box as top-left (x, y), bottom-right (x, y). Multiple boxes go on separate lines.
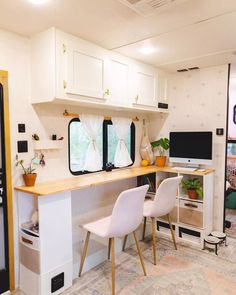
top-left (104, 89), bottom-right (110, 96)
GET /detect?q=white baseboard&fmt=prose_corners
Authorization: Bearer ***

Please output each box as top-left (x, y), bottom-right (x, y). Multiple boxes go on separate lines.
top-left (1, 291), bottom-right (10, 295)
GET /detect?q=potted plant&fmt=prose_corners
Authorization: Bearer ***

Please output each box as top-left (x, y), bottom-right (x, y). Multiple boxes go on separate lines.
top-left (181, 178), bottom-right (203, 199)
top-left (16, 156), bottom-right (38, 187)
top-left (151, 138), bottom-right (169, 167)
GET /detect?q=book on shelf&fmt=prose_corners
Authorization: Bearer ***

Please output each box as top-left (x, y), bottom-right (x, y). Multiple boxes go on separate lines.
top-left (141, 175), bottom-right (155, 193)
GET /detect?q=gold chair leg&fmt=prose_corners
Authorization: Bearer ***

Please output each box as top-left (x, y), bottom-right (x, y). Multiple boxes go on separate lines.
top-left (122, 235), bottom-right (128, 251)
top-left (142, 217), bottom-right (147, 240)
top-left (167, 214), bottom-right (177, 250)
top-left (111, 238), bottom-right (116, 295)
top-left (133, 231), bottom-right (147, 276)
top-left (108, 238), bottom-right (112, 260)
top-left (79, 231), bottom-right (91, 277)
top-left (151, 217), bottom-right (157, 265)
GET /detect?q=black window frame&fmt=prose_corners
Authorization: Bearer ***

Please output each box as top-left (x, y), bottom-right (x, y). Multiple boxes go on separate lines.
top-left (68, 118), bottom-right (135, 175)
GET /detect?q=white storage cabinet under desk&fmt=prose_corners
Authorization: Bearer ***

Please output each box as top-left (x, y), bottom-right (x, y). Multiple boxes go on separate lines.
top-left (18, 192), bottom-right (73, 295)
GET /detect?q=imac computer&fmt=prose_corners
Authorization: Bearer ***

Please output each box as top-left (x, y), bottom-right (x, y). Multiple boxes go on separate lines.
top-left (169, 131), bottom-right (213, 167)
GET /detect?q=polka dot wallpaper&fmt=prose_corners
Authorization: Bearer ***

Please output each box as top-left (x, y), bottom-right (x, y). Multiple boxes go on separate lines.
top-left (149, 64), bottom-right (229, 230)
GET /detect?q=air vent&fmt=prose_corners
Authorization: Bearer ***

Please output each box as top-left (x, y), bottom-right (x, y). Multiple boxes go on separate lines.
top-left (118, 0), bottom-right (190, 17)
top-left (177, 67), bottom-right (200, 72)
top-left (177, 69), bottom-right (188, 72)
top-left (188, 67), bottom-right (199, 71)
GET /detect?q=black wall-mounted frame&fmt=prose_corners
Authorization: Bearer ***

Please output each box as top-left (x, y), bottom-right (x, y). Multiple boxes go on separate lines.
top-left (68, 118), bottom-right (135, 175)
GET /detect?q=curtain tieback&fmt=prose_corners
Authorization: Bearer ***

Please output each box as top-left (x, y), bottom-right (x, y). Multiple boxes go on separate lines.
top-left (119, 139), bottom-right (125, 149)
top-left (91, 139), bottom-right (96, 150)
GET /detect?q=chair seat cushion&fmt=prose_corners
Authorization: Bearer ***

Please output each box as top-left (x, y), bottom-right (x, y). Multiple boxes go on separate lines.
top-left (83, 216), bottom-right (111, 238)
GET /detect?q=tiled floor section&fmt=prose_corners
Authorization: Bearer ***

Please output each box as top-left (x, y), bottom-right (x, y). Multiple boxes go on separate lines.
top-left (13, 236), bottom-right (236, 295)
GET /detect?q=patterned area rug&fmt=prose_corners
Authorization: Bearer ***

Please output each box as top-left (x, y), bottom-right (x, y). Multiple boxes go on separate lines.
top-left (62, 237), bottom-right (236, 295)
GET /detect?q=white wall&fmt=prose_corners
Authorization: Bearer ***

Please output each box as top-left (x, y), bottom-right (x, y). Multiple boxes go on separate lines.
top-left (149, 65), bottom-right (228, 231)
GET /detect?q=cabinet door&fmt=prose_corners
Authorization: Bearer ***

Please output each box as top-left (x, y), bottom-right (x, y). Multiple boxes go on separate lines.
top-left (157, 74), bottom-right (169, 107)
top-left (65, 42), bottom-right (106, 99)
top-left (133, 68), bottom-right (157, 107)
top-left (105, 58), bottom-right (129, 105)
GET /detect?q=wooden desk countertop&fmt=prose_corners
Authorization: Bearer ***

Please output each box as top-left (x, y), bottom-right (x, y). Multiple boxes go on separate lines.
top-left (15, 166), bottom-right (214, 197)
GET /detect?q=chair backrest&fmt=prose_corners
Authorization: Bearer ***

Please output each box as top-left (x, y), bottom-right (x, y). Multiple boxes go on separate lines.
top-left (151, 176), bottom-right (183, 217)
top-left (107, 185), bottom-right (149, 237)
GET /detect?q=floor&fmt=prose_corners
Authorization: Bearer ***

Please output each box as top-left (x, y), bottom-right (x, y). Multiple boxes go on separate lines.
top-left (13, 235), bottom-right (236, 295)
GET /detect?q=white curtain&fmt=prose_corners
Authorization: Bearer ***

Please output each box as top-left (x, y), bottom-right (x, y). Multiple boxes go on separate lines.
top-left (112, 117), bottom-right (132, 167)
top-left (80, 114), bottom-right (103, 172)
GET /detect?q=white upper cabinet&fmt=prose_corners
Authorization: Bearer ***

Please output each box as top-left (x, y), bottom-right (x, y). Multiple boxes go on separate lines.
top-left (65, 38), bottom-right (107, 100)
top-left (104, 55), bottom-right (130, 106)
top-left (31, 28), bottom-right (169, 113)
top-left (131, 65), bottom-right (157, 107)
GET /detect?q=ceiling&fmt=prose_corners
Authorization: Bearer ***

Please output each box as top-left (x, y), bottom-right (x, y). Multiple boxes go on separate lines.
top-left (1, 0), bottom-right (236, 72)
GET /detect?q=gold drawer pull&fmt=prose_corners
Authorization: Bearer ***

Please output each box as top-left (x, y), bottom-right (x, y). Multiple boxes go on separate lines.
top-left (184, 203), bottom-right (198, 208)
top-left (22, 237), bottom-right (33, 245)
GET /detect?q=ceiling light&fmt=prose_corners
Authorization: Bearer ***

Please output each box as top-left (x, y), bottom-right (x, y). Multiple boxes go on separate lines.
top-left (139, 46), bottom-right (156, 55)
top-left (28, 0), bottom-right (48, 5)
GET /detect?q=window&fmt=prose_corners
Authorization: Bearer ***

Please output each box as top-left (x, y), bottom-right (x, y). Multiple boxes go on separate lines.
top-left (69, 118), bottom-right (103, 174)
top-left (103, 120), bottom-right (135, 168)
top-left (69, 118), bottom-right (135, 174)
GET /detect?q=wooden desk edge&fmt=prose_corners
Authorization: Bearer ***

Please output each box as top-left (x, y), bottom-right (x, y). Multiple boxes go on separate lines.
top-left (15, 166), bottom-right (214, 197)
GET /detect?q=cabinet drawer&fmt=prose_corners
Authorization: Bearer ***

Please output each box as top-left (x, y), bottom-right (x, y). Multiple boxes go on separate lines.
top-left (20, 230), bottom-right (40, 274)
top-left (20, 243), bottom-right (40, 274)
top-left (20, 229), bottom-right (40, 251)
top-left (179, 200), bottom-right (203, 228)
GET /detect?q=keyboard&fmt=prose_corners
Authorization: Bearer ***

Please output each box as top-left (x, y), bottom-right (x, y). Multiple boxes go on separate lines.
top-left (172, 167), bottom-right (197, 171)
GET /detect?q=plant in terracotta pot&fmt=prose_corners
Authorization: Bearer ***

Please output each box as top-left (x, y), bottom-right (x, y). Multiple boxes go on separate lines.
top-left (181, 178), bottom-right (203, 200)
top-left (151, 138), bottom-right (169, 167)
top-left (16, 156), bottom-right (38, 187)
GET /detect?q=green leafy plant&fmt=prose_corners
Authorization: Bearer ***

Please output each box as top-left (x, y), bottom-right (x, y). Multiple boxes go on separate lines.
top-left (151, 138), bottom-right (169, 156)
top-left (181, 178), bottom-right (203, 198)
top-left (15, 155), bottom-right (37, 175)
